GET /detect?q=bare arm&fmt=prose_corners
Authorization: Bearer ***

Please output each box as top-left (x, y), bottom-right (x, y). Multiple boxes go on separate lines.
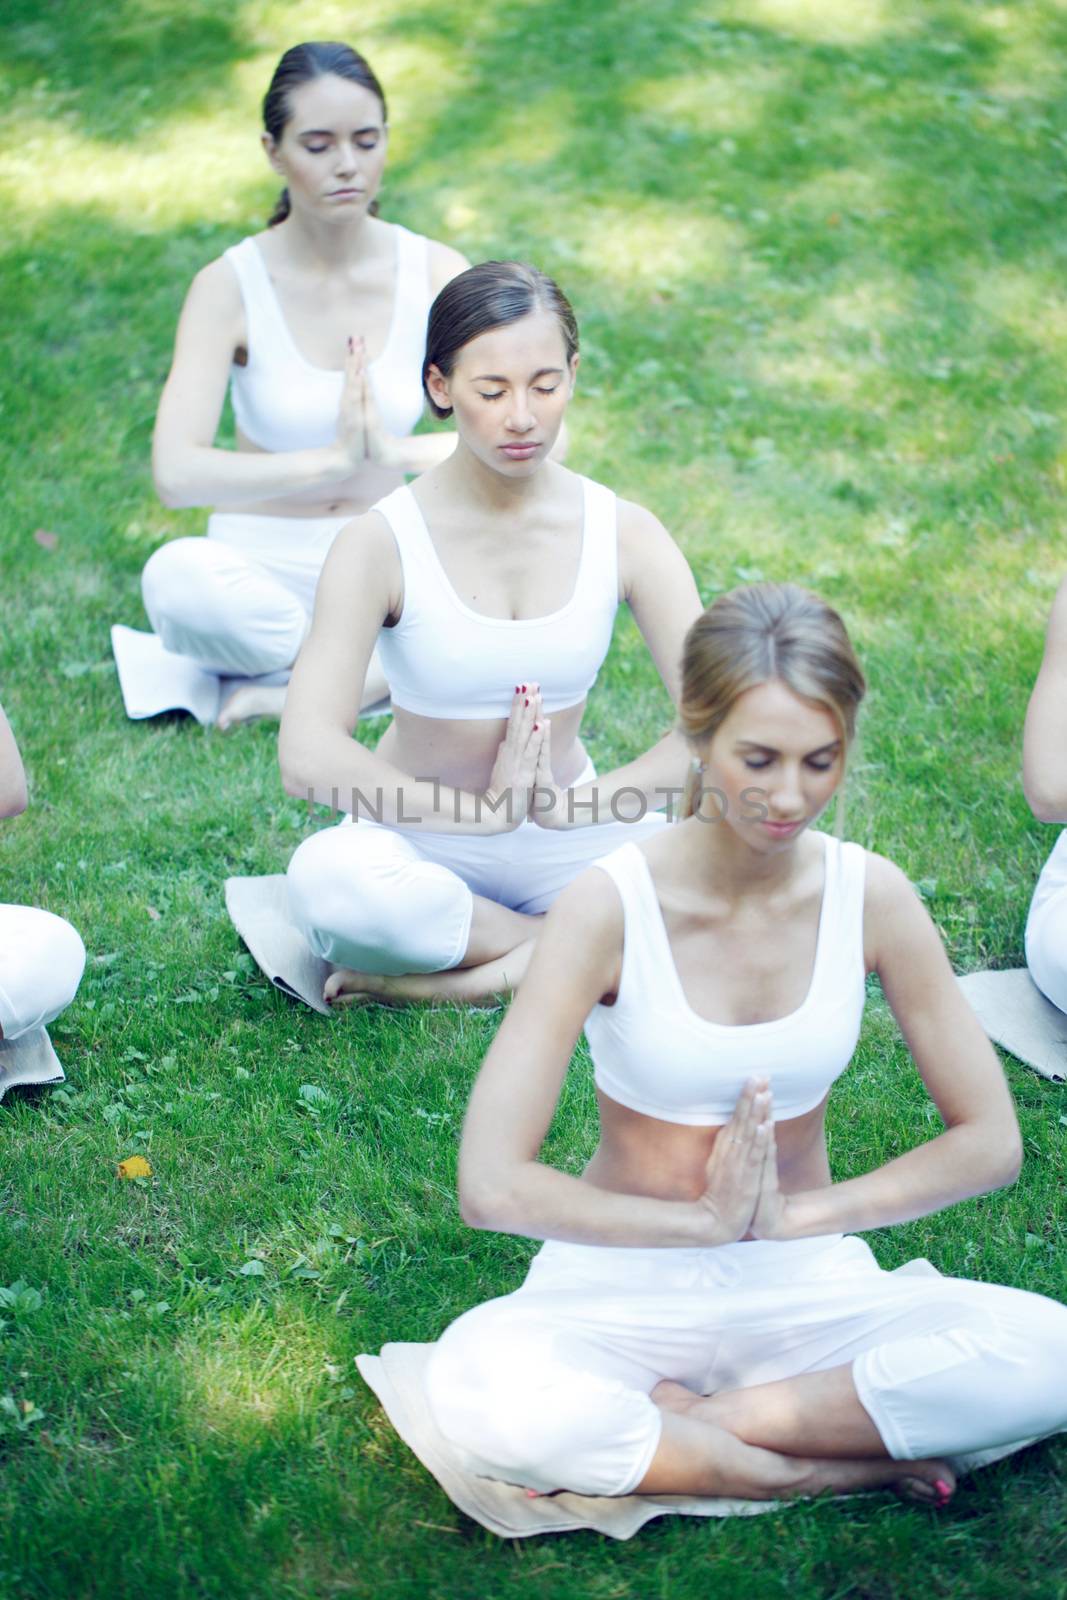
top-left (359, 240), bottom-right (471, 476)
top-left (459, 871), bottom-right (769, 1246)
top-left (534, 501), bottom-right (703, 826)
top-left (1023, 576), bottom-right (1067, 823)
top-left (278, 513), bottom-right (539, 832)
top-left (0, 705), bottom-right (28, 818)
top-left (756, 853), bottom-right (1023, 1241)
top-left (152, 258), bottom-right (364, 509)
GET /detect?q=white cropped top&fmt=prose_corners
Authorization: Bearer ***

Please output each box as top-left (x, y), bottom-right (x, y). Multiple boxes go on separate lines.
top-left (224, 225), bottom-right (432, 452)
top-left (374, 477), bottom-right (620, 719)
top-left (584, 837), bottom-right (867, 1126)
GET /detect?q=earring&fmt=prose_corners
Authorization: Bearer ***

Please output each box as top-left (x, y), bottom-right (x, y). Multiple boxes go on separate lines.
top-left (690, 757), bottom-right (705, 776)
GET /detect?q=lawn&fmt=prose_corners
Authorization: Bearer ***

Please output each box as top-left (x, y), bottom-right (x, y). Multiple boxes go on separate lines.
top-left (1, 0), bottom-right (1066, 1595)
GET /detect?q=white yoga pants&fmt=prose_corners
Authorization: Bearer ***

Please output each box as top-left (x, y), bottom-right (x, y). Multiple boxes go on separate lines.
top-left (287, 781), bottom-right (668, 975)
top-left (0, 905), bottom-right (86, 1041)
top-left (141, 512), bottom-right (350, 678)
top-left (424, 1233), bottom-right (1067, 1497)
top-left (1026, 830), bottom-right (1067, 1011)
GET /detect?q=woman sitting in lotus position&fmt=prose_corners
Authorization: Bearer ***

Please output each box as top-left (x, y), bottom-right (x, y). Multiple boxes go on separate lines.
top-left (420, 584), bottom-right (1067, 1504)
top-left (280, 260), bottom-right (703, 1008)
top-left (144, 40), bottom-right (468, 729)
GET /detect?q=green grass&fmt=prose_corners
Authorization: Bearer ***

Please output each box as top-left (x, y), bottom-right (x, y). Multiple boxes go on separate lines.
top-left (2, 0), bottom-right (1067, 1594)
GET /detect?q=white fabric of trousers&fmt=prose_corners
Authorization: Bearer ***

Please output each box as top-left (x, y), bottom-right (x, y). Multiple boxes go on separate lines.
top-left (0, 904), bottom-right (86, 1041)
top-left (287, 763), bottom-right (667, 975)
top-left (424, 1234), bottom-right (1067, 1498)
top-left (1026, 829), bottom-right (1067, 1011)
top-left (141, 513), bottom-right (349, 678)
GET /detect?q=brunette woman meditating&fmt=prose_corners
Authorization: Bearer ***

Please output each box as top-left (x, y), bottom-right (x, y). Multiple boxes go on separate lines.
top-left (126, 41), bottom-right (468, 730)
top-left (419, 584), bottom-right (1067, 1505)
top-left (280, 260), bottom-right (703, 1008)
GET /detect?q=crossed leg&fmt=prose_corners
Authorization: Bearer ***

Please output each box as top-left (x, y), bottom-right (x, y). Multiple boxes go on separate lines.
top-left (324, 897), bottom-right (542, 1007)
top-left (639, 1367), bottom-right (953, 1504)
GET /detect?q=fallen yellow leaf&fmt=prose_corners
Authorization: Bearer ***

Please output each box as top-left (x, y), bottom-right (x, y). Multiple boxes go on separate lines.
top-left (117, 1155), bottom-right (152, 1179)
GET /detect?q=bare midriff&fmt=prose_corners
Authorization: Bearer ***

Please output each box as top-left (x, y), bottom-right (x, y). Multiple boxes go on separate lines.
top-left (225, 430), bottom-right (406, 519)
top-left (377, 700), bottom-right (590, 795)
top-left (584, 1090), bottom-right (832, 1212)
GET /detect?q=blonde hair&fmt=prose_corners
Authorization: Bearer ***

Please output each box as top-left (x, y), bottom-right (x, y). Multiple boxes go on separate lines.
top-left (678, 583), bottom-right (866, 821)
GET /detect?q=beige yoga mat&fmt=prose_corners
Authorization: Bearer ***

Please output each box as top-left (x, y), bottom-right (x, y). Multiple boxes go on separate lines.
top-left (957, 968), bottom-right (1067, 1084)
top-left (112, 624), bottom-right (392, 726)
top-left (356, 1342), bottom-right (1046, 1540)
top-left (0, 1026), bottom-right (65, 1102)
top-left (112, 624), bottom-right (223, 725)
top-left (224, 874), bottom-right (332, 1015)
top-left (356, 1342), bottom-right (782, 1538)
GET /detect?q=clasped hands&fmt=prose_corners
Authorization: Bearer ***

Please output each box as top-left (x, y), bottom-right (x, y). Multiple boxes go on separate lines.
top-left (484, 686), bottom-right (576, 832)
top-left (694, 1077), bottom-right (795, 1245)
top-left (335, 334), bottom-right (402, 469)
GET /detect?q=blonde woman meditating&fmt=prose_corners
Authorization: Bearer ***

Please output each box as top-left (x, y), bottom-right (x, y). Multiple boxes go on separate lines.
top-left (419, 585), bottom-right (1067, 1505)
top-left (141, 41), bottom-right (468, 729)
top-left (280, 260), bottom-right (703, 1008)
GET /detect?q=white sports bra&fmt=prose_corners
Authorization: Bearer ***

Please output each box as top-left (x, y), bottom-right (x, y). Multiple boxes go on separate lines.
top-left (224, 225), bottom-right (431, 452)
top-left (374, 477), bottom-right (620, 720)
top-left (584, 837), bottom-right (867, 1126)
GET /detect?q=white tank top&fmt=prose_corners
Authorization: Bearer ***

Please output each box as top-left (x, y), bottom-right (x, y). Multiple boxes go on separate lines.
top-left (583, 837), bottom-right (867, 1125)
top-left (374, 477), bottom-right (620, 720)
top-left (224, 225), bottom-right (431, 451)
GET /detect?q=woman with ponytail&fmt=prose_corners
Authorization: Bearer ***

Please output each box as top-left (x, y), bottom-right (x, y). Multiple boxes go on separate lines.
top-left (132, 42), bottom-right (468, 729)
top-left (406, 583), bottom-right (1067, 1508)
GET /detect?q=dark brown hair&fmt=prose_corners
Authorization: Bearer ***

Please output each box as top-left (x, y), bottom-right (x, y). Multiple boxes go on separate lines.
top-left (263, 42), bottom-right (387, 227)
top-left (422, 261), bottom-right (580, 418)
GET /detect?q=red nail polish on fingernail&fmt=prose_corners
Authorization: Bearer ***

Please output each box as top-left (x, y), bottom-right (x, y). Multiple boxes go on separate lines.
top-left (521, 684), bottom-right (527, 692)
top-left (934, 1479), bottom-right (952, 1497)
top-left (524, 698), bottom-right (529, 706)
top-left (533, 723), bottom-right (539, 731)
top-left (514, 685), bottom-right (520, 693)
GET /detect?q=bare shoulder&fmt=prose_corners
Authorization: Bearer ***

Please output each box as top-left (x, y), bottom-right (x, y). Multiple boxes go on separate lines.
top-left (616, 494), bottom-right (671, 545)
top-left (426, 238), bottom-right (471, 294)
top-left (861, 848), bottom-right (937, 972)
top-left (184, 253), bottom-right (244, 319)
top-left (327, 507), bottom-right (401, 580)
top-left (548, 861), bottom-right (625, 940)
top-left (531, 861), bottom-right (625, 980)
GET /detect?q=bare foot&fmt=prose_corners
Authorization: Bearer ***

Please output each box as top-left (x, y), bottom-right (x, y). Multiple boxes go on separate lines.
top-left (323, 968), bottom-right (395, 1008)
top-left (649, 1380), bottom-right (956, 1506)
top-left (217, 683), bottom-right (287, 732)
top-left (322, 963), bottom-right (508, 1011)
top-left (651, 1379), bottom-right (705, 1415)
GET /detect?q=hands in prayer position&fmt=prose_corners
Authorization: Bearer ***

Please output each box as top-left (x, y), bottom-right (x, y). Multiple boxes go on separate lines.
top-left (695, 1078), bottom-right (792, 1246)
top-left (335, 334), bottom-right (408, 473)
